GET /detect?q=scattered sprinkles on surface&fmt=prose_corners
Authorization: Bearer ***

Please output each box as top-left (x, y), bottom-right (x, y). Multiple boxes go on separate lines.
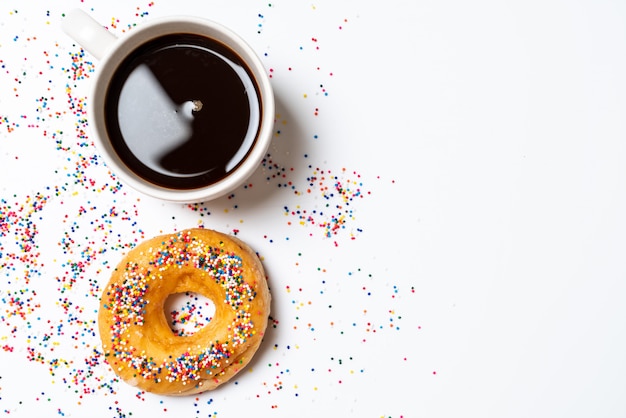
top-left (0, 2), bottom-right (412, 417)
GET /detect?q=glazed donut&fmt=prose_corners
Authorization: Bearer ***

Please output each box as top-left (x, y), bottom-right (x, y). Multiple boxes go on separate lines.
top-left (98, 228), bottom-right (271, 395)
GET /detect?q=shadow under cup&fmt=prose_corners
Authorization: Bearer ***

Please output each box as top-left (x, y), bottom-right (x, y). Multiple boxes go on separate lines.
top-left (90, 19), bottom-right (274, 202)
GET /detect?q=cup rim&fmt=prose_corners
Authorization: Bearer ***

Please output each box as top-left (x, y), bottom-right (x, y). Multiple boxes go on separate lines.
top-left (89, 16), bottom-right (275, 203)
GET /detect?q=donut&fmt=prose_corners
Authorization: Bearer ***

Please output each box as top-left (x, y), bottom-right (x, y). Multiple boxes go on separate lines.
top-left (98, 228), bottom-right (271, 395)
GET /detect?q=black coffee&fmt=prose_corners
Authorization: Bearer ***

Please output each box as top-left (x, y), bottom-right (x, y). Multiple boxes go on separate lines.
top-left (104, 33), bottom-right (261, 189)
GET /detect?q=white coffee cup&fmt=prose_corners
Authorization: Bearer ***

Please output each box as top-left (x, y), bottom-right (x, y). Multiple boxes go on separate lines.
top-left (62, 9), bottom-right (274, 203)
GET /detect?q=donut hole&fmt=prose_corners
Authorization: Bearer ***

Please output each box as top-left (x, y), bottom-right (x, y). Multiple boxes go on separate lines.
top-left (164, 291), bottom-right (216, 337)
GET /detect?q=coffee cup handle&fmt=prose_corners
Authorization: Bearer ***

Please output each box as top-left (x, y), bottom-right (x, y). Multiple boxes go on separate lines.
top-left (61, 9), bottom-right (117, 61)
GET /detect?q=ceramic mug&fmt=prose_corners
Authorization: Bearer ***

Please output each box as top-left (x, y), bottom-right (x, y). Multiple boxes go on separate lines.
top-left (62, 9), bottom-right (274, 203)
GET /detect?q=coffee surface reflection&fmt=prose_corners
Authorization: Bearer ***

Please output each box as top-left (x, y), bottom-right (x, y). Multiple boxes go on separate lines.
top-left (105, 34), bottom-right (261, 189)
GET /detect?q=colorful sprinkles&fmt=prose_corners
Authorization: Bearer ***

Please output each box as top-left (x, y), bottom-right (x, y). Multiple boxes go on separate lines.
top-left (101, 231), bottom-right (257, 385)
top-left (0, 2), bottom-right (413, 417)
top-left (166, 291), bottom-right (215, 337)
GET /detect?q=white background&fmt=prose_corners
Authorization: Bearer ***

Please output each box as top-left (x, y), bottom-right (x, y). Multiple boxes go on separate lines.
top-left (1, 1), bottom-right (625, 417)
